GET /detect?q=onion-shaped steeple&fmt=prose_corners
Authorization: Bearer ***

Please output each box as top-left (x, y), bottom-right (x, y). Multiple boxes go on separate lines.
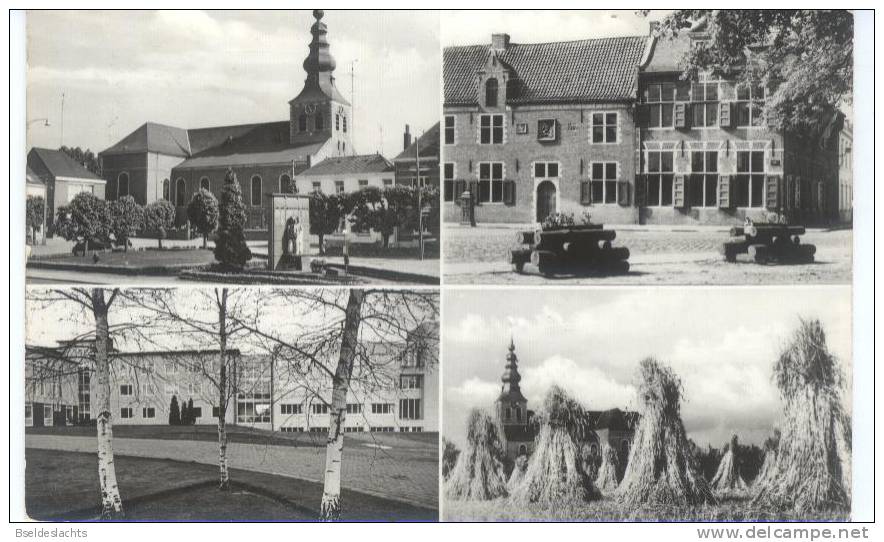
top-left (303, 10), bottom-right (337, 78)
top-left (499, 337), bottom-right (526, 402)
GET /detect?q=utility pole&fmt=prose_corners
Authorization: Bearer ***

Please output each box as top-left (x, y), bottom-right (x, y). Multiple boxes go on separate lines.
top-left (59, 92), bottom-right (65, 148)
top-left (349, 60), bottom-right (357, 155)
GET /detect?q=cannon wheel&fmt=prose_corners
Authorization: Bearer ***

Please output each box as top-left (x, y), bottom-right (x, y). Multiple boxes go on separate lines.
top-left (512, 261), bottom-right (525, 274)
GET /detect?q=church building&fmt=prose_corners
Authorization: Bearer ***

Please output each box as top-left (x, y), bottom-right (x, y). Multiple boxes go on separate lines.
top-left (99, 10), bottom-right (360, 231)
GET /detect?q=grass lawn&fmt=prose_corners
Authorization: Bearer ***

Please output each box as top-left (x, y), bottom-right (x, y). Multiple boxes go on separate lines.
top-left (26, 448), bottom-right (437, 521)
top-left (443, 496), bottom-right (849, 522)
top-left (26, 424), bottom-right (438, 451)
top-left (30, 247), bottom-right (220, 269)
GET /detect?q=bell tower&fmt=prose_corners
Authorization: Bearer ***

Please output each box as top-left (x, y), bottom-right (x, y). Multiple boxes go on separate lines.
top-left (289, 9), bottom-right (352, 155)
top-left (496, 337), bottom-right (528, 427)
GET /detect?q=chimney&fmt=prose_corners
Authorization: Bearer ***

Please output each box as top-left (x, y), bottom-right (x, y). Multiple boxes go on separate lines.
top-left (491, 33), bottom-right (510, 51)
top-left (403, 124), bottom-right (412, 151)
top-left (648, 21), bottom-right (660, 36)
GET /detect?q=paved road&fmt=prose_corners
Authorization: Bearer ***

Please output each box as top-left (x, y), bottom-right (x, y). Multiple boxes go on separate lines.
top-left (26, 433), bottom-right (438, 509)
top-left (444, 225), bottom-right (852, 285)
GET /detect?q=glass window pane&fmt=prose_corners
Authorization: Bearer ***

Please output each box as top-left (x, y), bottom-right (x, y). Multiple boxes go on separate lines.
top-left (691, 152), bottom-right (704, 172)
top-left (707, 152), bottom-right (718, 172)
top-left (606, 113), bottom-right (617, 125)
top-left (737, 152), bottom-right (750, 173)
top-left (593, 126), bottom-right (603, 143)
top-left (592, 163), bottom-right (603, 179)
top-left (661, 104), bottom-right (673, 126)
top-left (705, 175), bottom-right (718, 207)
top-left (690, 175), bottom-right (704, 207)
top-left (706, 103), bottom-right (718, 125)
top-left (706, 83), bottom-right (718, 101)
top-left (605, 181), bottom-right (617, 204)
top-left (647, 177), bottom-right (660, 206)
top-left (535, 162), bottom-right (545, 178)
top-left (692, 83), bottom-right (704, 100)
top-left (592, 113), bottom-right (603, 125)
top-left (661, 175), bottom-right (674, 206)
top-left (648, 84), bottom-right (660, 102)
top-left (605, 163), bottom-right (617, 180)
top-left (606, 126), bottom-right (617, 142)
top-left (661, 152), bottom-right (673, 172)
top-left (479, 163), bottom-right (490, 179)
top-left (444, 163), bottom-right (454, 179)
top-left (648, 152), bottom-right (660, 173)
top-left (493, 115), bottom-right (503, 127)
top-left (492, 163), bottom-right (503, 179)
top-left (548, 163), bottom-right (558, 177)
top-left (649, 104), bottom-right (660, 128)
top-left (481, 115), bottom-right (490, 127)
top-left (751, 151), bottom-right (764, 172)
top-left (591, 181), bottom-right (603, 203)
top-left (737, 85), bottom-right (750, 100)
top-left (492, 180), bottom-right (502, 202)
top-left (751, 175), bottom-right (764, 207)
top-left (662, 83), bottom-right (675, 101)
top-left (445, 116), bottom-right (454, 128)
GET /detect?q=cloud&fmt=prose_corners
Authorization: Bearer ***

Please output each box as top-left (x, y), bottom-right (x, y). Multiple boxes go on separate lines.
top-left (520, 355), bottom-right (635, 410)
top-left (448, 377), bottom-right (499, 408)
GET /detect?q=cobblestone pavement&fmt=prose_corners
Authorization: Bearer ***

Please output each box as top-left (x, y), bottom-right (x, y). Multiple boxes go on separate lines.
top-left (443, 225), bottom-right (852, 285)
top-left (26, 433), bottom-right (438, 509)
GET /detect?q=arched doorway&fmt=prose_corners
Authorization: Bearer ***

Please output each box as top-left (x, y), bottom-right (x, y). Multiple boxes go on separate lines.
top-left (536, 180), bottom-right (557, 222)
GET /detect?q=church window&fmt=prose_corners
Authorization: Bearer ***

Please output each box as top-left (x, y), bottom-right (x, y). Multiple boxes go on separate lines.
top-left (250, 175), bottom-right (262, 206)
top-left (116, 172), bottom-right (129, 199)
top-left (175, 178), bottom-right (186, 206)
top-left (199, 177), bottom-right (210, 191)
top-left (279, 174), bottom-right (293, 194)
top-left (342, 116), bottom-right (347, 133)
top-left (162, 179), bottom-right (170, 201)
top-left (335, 114), bottom-right (340, 131)
top-left (504, 406), bottom-right (511, 421)
top-left (298, 114), bottom-right (307, 132)
top-left (515, 406), bottom-right (522, 422)
top-left (518, 444), bottom-right (527, 455)
top-left (485, 78), bottom-right (499, 107)
top-left (315, 113), bottom-right (324, 131)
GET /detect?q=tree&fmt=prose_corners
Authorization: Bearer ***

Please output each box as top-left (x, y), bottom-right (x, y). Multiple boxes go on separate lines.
top-left (109, 196), bottom-right (143, 252)
top-left (52, 192), bottom-right (112, 255)
top-left (309, 192), bottom-right (343, 254)
top-left (648, 10), bottom-right (852, 135)
top-left (214, 169), bottom-right (251, 269)
top-left (59, 146), bottom-right (102, 176)
top-left (26, 195), bottom-right (45, 245)
top-left (27, 288), bottom-right (126, 518)
top-left (231, 288), bottom-right (439, 520)
top-left (187, 189), bottom-right (219, 249)
top-left (143, 200), bottom-right (176, 249)
top-left (350, 186), bottom-right (411, 248)
top-left (187, 398), bottom-right (195, 425)
top-left (169, 395), bottom-right (181, 425)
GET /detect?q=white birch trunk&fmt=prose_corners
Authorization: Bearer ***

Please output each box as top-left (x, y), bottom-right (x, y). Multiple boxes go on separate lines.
top-left (319, 289), bottom-right (364, 521)
top-left (217, 288), bottom-right (230, 490)
top-left (92, 289), bottom-right (123, 518)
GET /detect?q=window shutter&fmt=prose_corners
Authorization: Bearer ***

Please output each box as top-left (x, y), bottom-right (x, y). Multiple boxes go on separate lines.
top-left (718, 102), bottom-right (732, 128)
top-left (580, 181), bottom-right (591, 205)
top-left (718, 175), bottom-right (731, 208)
top-left (617, 180), bottom-right (630, 206)
top-left (635, 175), bottom-right (646, 207)
top-left (674, 102), bottom-right (688, 129)
top-left (673, 174), bottom-right (687, 208)
top-left (765, 175), bottom-right (781, 211)
top-left (504, 180), bottom-right (517, 206)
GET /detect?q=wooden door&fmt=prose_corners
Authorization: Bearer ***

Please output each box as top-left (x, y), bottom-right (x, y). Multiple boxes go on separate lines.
top-left (536, 181), bottom-right (557, 222)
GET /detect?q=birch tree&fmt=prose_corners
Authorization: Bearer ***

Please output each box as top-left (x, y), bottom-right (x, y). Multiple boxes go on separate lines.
top-left (235, 288), bottom-right (439, 520)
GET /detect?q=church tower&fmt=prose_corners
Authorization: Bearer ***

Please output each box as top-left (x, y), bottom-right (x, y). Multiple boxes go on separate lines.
top-left (496, 337), bottom-right (528, 427)
top-left (289, 10), bottom-right (352, 155)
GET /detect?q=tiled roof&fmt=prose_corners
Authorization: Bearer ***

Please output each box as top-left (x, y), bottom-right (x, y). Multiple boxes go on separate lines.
top-left (444, 36), bottom-right (649, 105)
top-left (100, 122), bottom-right (191, 157)
top-left (299, 154), bottom-right (394, 177)
top-left (26, 166), bottom-right (44, 186)
top-left (641, 34), bottom-right (692, 74)
top-left (394, 122), bottom-right (440, 162)
top-left (27, 148), bottom-right (104, 181)
top-left (173, 142), bottom-right (325, 170)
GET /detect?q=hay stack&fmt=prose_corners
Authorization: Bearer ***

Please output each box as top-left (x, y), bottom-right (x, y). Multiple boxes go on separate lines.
top-left (711, 435), bottom-right (749, 496)
top-left (595, 441), bottom-right (621, 495)
top-left (444, 409), bottom-right (508, 501)
top-left (753, 429), bottom-right (781, 490)
top-left (509, 386), bottom-right (596, 504)
top-left (507, 454), bottom-right (528, 491)
top-left (616, 358), bottom-right (715, 507)
top-left (753, 319), bottom-right (851, 512)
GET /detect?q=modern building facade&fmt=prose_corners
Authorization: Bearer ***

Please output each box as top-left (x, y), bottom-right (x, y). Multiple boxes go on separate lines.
top-left (98, 10), bottom-right (357, 231)
top-left (442, 23), bottom-right (844, 226)
top-left (25, 323), bottom-right (439, 434)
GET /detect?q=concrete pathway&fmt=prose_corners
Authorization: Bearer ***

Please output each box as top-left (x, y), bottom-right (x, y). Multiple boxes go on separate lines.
top-left (26, 434), bottom-right (438, 509)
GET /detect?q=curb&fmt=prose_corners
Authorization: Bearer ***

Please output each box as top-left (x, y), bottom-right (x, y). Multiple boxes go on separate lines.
top-left (324, 264), bottom-right (439, 285)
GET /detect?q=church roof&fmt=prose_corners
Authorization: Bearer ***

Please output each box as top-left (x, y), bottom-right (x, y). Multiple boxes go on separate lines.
top-left (173, 142), bottom-right (325, 170)
top-left (394, 122), bottom-right (440, 162)
top-left (27, 148), bottom-right (104, 181)
top-left (444, 35), bottom-right (649, 106)
top-left (100, 122), bottom-right (192, 157)
top-left (299, 154), bottom-right (394, 176)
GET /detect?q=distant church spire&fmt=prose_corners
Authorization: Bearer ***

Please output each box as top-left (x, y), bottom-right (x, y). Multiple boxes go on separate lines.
top-left (500, 338), bottom-right (525, 401)
top-left (303, 10), bottom-right (337, 82)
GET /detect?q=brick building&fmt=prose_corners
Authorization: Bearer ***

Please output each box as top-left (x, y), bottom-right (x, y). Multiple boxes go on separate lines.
top-left (26, 147), bottom-right (106, 227)
top-left (442, 24), bottom-right (844, 226)
top-left (98, 10), bottom-right (354, 231)
top-left (394, 122), bottom-right (440, 188)
top-left (442, 33), bottom-right (648, 225)
top-left (636, 20), bottom-right (841, 226)
top-left (25, 321), bottom-right (439, 434)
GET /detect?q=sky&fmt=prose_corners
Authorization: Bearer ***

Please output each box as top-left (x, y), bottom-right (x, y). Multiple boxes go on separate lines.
top-left (25, 10), bottom-right (440, 159)
top-left (440, 10), bottom-right (669, 46)
top-left (443, 286), bottom-right (852, 449)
